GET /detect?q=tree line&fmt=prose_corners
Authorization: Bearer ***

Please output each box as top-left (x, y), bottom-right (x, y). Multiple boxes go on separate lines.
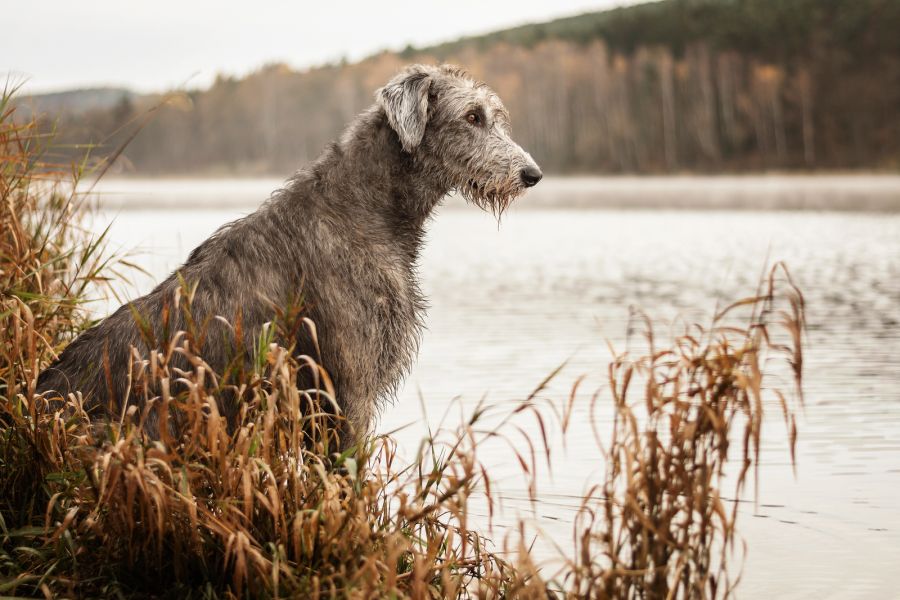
top-left (39, 0), bottom-right (900, 174)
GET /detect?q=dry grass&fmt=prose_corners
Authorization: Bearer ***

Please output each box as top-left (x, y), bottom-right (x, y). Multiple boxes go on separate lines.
top-left (552, 265), bottom-right (804, 598)
top-left (1, 86), bottom-right (804, 599)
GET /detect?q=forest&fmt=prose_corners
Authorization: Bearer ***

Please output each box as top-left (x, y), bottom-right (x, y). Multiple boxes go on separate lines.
top-left (31, 0), bottom-right (900, 174)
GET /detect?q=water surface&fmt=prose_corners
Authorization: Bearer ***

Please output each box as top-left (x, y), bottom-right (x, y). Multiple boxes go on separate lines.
top-left (87, 177), bottom-right (900, 598)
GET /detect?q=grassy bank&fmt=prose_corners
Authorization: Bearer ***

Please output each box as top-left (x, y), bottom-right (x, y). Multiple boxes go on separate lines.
top-left (1, 89), bottom-right (805, 598)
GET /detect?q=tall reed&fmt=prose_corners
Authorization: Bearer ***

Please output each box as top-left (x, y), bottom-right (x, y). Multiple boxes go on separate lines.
top-left (556, 265), bottom-right (804, 598)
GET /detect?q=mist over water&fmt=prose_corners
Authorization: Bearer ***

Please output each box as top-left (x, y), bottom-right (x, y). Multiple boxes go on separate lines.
top-left (87, 177), bottom-right (900, 598)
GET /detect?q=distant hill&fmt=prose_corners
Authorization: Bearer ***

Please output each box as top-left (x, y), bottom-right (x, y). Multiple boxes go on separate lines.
top-left (20, 87), bottom-right (136, 116)
top-left (416, 0), bottom-right (897, 62)
top-left (30, 0), bottom-right (900, 174)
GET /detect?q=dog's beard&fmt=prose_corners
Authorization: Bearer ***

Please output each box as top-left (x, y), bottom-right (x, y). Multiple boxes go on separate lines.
top-left (459, 175), bottom-right (524, 218)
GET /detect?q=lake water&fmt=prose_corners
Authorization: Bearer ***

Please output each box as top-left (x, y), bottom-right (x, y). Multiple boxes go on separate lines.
top-left (85, 176), bottom-right (900, 598)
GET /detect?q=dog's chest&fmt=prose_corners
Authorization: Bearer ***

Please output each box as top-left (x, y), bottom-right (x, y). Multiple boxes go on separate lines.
top-left (313, 237), bottom-right (423, 390)
top-left (358, 249), bottom-right (422, 361)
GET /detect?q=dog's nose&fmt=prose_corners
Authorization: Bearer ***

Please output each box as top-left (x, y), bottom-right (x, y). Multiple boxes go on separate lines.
top-left (520, 166), bottom-right (543, 187)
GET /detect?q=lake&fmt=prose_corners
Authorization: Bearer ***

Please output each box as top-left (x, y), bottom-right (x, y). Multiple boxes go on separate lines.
top-left (85, 176), bottom-right (900, 598)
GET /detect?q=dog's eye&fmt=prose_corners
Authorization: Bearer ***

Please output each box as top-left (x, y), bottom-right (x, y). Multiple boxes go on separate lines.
top-left (466, 112), bottom-right (481, 126)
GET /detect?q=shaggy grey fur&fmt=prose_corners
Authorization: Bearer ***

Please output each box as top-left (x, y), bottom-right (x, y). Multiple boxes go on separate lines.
top-left (36, 64), bottom-right (542, 441)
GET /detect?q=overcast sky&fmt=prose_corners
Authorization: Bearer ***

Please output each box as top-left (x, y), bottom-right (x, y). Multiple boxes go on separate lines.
top-left (7, 0), bottom-right (643, 93)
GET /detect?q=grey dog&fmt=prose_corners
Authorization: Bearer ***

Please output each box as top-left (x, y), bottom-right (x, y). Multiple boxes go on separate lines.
top-left (36, 64), bottom-right (542, 442)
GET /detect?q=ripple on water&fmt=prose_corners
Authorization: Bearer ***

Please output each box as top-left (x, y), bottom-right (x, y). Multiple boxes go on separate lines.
top-left (92, 191), bottom-right (900, 598)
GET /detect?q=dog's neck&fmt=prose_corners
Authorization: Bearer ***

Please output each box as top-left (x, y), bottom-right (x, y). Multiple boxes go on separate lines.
top-left (303, 107), bottom-right (449, 232)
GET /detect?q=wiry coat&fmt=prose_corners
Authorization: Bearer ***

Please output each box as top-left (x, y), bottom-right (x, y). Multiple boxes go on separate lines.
top-left (36, 64), bottom-right (542, 441)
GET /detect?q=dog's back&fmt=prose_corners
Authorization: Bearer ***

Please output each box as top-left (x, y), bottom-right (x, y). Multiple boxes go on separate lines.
top-left (37, 196), bottom-right (305, 422)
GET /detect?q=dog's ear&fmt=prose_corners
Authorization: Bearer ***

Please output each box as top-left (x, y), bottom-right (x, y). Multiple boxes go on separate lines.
top-left (377, 68), bottom-right (432, 153)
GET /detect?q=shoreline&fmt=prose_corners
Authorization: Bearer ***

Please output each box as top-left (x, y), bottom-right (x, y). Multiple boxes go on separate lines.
top-left (86, 174), bottom-right (900, 212)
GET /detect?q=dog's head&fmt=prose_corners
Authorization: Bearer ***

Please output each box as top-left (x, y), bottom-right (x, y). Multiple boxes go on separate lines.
top-left (376, 64), bottom-right (542, 215)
